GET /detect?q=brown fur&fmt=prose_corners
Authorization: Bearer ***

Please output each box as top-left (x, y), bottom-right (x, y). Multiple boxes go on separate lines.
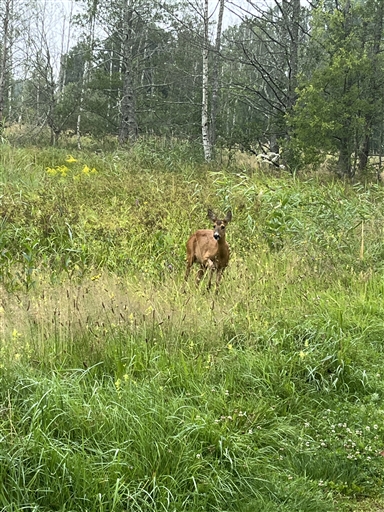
top-left (185, 209), bottom-right (232, 291)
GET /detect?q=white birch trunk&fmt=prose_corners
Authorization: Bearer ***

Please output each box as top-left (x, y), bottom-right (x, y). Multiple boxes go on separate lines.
top-left (107, 45), bottom-right (114, 122)
top-left (77, 1), bottom-right (95, 150)
top-left (0, 0), bottom-right (11, 128)
top-left (201, 0), bottom-right (212, 161)
top-left (210, 0), bottom-right (224, 153)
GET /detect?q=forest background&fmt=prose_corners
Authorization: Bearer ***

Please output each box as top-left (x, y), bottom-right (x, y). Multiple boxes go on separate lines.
top-left (1, 0), bottom-right (384, 176)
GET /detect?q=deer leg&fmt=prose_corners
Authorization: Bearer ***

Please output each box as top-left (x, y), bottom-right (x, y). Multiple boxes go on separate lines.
top-left (195, 265), bottom-right (205, 286)
top-left (206, 259), bottom-right (216, 290)
top-left (185, 263), bottom-right (191, 282)
top-left (215, 268), bottom-right (224, 293)
top-left (185, 250), bottom-right (196, 282)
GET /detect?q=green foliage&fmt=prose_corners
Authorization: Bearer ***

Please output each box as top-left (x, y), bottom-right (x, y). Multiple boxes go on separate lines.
top-left (1, 141), bottom-right (384, 510)
top-left (288, 1), bottom-right (384, 175)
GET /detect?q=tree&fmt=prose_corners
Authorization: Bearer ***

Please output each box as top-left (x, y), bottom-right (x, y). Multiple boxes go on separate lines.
top-left (118, 0), bottom-right (138, 143)
top-left (0, 0), bottom-right (13, 131)
top-left (218, 0), bottom-right (305, 164)
top-left (357, 0), bottom-right (384, 172)
top-left (290, 0), bottom-right (384, 176)
top-left (201, 0), bottom-right (211, 160)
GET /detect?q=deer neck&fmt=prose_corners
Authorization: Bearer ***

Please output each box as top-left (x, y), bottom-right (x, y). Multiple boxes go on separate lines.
top-left (215, 234), bottom-right (226, 249)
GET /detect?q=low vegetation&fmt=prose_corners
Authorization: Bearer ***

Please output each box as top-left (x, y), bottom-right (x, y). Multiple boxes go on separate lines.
top-left (1, 141), bottom-right (384, 511)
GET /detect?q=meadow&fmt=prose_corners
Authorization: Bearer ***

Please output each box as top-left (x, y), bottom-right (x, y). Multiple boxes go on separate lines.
top-left (1, 140), bottom-right (384, 511)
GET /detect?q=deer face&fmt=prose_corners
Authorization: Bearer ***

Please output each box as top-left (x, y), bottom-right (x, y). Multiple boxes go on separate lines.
top-left (208, 209), bottom-right (232, 241)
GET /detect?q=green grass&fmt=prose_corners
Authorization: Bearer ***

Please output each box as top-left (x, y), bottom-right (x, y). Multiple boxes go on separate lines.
top-left (1, 141), bottom-right (384, 510)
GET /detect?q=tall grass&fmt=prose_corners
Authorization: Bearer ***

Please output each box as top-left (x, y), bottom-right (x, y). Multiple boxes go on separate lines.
top-left (1, 141), bottom-right (384, 510)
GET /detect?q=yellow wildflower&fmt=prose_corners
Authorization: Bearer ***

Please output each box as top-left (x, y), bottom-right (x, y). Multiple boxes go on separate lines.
top-left (58, 165), bottom-right (69, 177)
top-left (66, 155), bottom-right (77, 163)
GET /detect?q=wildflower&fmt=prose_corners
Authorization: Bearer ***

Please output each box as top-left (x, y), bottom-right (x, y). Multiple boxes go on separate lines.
top-left (66, 155), bottom-right (77, 163)
top-left (58, 165), bottom-right (69, 177)
top-left (46, 167), bottom-right (57, 176)
top-left (299, 350), bottom-right (306, 359)
top-left (227, 343), bottom-right (233, 351)
top-left (82, 165), bottom-right (91, 174)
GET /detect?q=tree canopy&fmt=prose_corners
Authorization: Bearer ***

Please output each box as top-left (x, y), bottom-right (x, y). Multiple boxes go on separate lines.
top-left (1, 0), bottom-right (383, 175)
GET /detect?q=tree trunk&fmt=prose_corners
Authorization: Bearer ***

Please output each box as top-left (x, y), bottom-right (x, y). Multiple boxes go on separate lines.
top-left (0, 0), bottom-right (11, 130)
top-left (358, 134), bottom-right (369, 173)
top-left (282, 0), bottom-right (300, 169)
top-left (210, 0), bottom-right (224, 154)
top-left (286, 0), bottom-right (299, 111)
top-left (119, 0), bottom-right (138, 144)
top-left (77, 0), bottom-right (96, 150)
top-left (201, 0), bottom-right (212, 161)
top-left (358, 1), bottom-right (383, 172)
top-left (338, 138), bottom-right (353, 177)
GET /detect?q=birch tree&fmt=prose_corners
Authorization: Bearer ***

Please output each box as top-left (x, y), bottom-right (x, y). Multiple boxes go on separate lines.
top-left (76, 0), bottom-right (96, 149)
top-left (210, 0), bottom-right (224, 154)
top-left (0, 0), bottom-right (12, 130)
top-left (201, 0), bottom-right (211, 160)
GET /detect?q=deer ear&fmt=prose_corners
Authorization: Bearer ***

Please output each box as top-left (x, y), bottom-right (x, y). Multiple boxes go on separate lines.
top-left (207, 209), bottom-right (217, 222)
top-left (225, 211), bottom-right (232, 223)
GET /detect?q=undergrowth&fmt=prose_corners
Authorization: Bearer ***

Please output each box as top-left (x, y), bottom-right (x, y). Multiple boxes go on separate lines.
top-left (1, 141), bottom-right (384, 511)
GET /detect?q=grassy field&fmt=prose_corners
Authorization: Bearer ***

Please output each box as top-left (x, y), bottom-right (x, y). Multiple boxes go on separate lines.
top-left (1, 141), bottom-right (384, 511)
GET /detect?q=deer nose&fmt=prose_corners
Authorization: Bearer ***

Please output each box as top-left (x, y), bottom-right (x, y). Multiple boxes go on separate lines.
top-left (213, 233), bottom-right (220, 240)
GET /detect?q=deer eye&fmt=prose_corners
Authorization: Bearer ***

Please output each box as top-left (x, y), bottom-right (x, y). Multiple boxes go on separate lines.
top-left (221, 225), bottom-right (225, 229)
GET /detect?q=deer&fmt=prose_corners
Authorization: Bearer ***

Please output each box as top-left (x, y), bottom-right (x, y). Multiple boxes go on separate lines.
top-left (185, 209), bottom-right (232, 291)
